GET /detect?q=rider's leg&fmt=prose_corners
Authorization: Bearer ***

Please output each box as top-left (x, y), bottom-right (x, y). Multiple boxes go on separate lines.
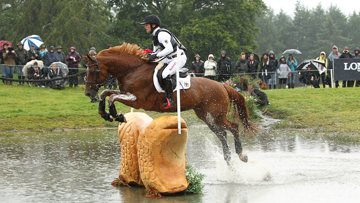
top-left (162, 75), bottom-right (174, 108)
top-left (161, 52), bottom-right (187, 109)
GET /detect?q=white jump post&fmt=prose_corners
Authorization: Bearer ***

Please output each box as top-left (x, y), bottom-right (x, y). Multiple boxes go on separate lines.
top-left (176, 46), bottom-right (181, 134)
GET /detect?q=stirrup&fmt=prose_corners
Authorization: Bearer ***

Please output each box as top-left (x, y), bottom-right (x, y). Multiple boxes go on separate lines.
top-left (163, 97), bottom-right (173, 109)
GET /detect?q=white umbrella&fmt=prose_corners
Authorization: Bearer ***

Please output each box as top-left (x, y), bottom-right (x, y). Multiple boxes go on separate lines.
top-left (283, 49), bottom-right (302, 55)
top-left (23, 60), bottom-right (44, 76)
top-left (21, 35), bottom-right (43, 51)
top-left (49, 62), bottom-right (69, 75)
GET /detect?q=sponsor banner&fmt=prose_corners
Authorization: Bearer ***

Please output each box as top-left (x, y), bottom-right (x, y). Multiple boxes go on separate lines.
top-left (333, 58), bottom-right (360, 80)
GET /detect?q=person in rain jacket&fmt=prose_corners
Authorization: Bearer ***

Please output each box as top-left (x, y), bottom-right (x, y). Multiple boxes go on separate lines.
top-left (246, 54), bottom-right (259, 79)
top-left (217, 50), bottom-right (232, 82)
top-left (15, 42), bottom-right (28, 85)
top-left (328, 45), bottom-right (341, 88)
top-left (43, 46), bottom-right (60, 67)
top-left (191, 54), bottom-right (205, 77)
top-left (27, 44), bottom-right (41, 61)
top-left (259, 53), bottom-right (269, 84)
top-left (39, 45), bottom-right (48, 60)
top-left (268, 51), bottom-right (278, 89)
top-left (234, 52), bottom-right (248, 76)
top-left (204, 54), bottom-right (217, 80)
top-left (3, 45), bottom-right (18, 85)
top-left (315, 51), bottom-right (328, 88)
top-left (286, 54), bottom-right (298, 89)
top-left (339, 46), bottom-right (353, 87)
top-left (66, 46), bottom-right (82, 87)
top-left (56, 45), bottom-right (66, 63)
top-left (277, 56), bottom-right (291, 89)
top-left (27, 62), bottom-right (43, 87)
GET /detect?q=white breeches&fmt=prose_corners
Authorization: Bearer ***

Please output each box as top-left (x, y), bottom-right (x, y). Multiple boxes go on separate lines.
top-left (161, 51), bottom-right (187, 78)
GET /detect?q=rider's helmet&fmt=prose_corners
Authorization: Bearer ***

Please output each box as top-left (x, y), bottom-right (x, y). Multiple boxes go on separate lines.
top-left (140, 14), bottom-right (161, 33)
top-left (221, 50), bottom-right (226, 55)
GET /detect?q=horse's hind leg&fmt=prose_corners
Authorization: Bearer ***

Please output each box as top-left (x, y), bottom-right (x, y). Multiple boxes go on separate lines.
top-left (225, 120), bottom-right (248, 163)
top-left (207, 124), bottom-right (231, 163)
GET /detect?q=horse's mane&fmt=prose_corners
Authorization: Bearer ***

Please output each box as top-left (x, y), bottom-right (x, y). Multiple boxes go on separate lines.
top-left (98, 42), bottom-right (146, 58)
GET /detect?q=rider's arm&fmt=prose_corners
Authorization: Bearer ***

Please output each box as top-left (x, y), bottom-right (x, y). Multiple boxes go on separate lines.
top-left (152, 45), bottom-right (161, 54)
top-left (156, 32), bottom-right (174, 58)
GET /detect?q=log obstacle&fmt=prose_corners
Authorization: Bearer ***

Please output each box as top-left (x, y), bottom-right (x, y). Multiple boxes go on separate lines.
top-left (115, 112), bottom-right (189, 194)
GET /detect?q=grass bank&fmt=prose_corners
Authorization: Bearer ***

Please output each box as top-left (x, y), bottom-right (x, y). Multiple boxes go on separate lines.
top-left (265, 87), bottom-right (360, 136)
top-left (0, 84), bottom-right (200, 135)
top-left (1, 84), bottom-right (359, 138)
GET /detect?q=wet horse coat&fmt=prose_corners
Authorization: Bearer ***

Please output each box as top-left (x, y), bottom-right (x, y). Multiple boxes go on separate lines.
top-left (83, 43), bottom-right (258, 163)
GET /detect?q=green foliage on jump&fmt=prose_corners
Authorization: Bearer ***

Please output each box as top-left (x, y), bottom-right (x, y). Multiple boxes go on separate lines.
top-left (184, 165), bottom-right (205, 194)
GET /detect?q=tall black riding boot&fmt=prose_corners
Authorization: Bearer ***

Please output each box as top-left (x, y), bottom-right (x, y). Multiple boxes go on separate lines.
top-left (22, 76), bottom-right (26, 85)
top-left (162, 76), bottom-right (174, 109)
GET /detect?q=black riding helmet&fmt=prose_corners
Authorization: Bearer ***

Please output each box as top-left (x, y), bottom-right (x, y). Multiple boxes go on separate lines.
top-left (140, 14), bottom-right (161, 33)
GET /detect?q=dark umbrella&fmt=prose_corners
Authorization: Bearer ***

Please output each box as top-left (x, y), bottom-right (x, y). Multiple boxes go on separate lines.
top-left (0, 40), bottom-right (12, 51)
top-left (283, 49), bottom-right (302, 55)
top-left (297, 59), bottom-right (326, 74)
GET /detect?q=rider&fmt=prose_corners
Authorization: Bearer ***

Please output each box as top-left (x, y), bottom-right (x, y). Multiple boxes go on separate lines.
top-left (140, 14), bottom-right (187, 109)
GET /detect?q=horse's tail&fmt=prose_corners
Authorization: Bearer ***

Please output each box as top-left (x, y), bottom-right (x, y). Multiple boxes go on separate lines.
top-left (223, 84), bottom-right (259, 136)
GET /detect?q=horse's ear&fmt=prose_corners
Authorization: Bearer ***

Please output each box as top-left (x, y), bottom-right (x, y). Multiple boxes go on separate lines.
top-left (81, 55), bottom-right (87, 60)
top-left (86, 54), bottom-right (94, 62)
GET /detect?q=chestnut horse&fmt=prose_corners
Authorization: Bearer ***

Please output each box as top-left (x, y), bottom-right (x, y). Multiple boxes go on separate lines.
top-left (83, 43), bottom-right (258, 163)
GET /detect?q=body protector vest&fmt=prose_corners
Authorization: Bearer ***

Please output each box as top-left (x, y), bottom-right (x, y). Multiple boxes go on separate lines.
top-left (153, 28), bottom-right (187, 54)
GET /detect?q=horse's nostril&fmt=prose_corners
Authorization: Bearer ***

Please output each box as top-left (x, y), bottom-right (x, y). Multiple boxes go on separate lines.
top-left (85, 92), bottom-right (91, 97)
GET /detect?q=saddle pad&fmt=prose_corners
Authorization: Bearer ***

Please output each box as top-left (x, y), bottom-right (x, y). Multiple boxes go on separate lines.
top-left (153, 69), bottom-right (191, 93)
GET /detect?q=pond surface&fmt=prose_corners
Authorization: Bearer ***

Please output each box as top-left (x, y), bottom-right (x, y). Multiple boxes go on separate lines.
top-left (1, 121), bottom-right (359, 203)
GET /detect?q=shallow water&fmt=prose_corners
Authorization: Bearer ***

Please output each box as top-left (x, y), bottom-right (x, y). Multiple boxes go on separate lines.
top-left (1, 122), bottom-right (359, 203)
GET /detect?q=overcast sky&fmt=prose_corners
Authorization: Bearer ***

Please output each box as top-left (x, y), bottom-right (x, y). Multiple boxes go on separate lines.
top-left (262, 0), bottom-right (360, 17)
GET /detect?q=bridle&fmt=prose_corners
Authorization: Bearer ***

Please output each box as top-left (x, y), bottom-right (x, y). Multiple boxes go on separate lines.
top-left (84, 56), bottom-right (108, 90)
top-left (84, 55), bottom-right (147, 91)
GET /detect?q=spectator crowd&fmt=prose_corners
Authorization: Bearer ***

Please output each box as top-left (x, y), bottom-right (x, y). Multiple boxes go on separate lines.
top-left (190, 45), bottom-right (360, 89)
top-left (1, 41), bottom-right (359, 90)
top-left (0, 42), bottom-right (83, 87)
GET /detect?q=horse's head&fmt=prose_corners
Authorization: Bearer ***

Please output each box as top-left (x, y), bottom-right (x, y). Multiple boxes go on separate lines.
top-left (82, 54), bottom-right (109, 98)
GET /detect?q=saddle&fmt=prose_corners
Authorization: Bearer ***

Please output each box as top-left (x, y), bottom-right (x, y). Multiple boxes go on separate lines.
top-left (154, 62), bottom-right (190, 92)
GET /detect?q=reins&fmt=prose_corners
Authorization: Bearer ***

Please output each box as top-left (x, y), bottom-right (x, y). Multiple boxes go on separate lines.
top-left (115, 61), bottom-right (147, 79)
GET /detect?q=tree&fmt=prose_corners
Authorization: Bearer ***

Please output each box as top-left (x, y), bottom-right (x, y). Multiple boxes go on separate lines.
top-left (255, 7), bottom-right (279, 55)
top-left (346, 12), bottom-right (360, 51)
top-left (316, 16), bottom-right (351, 54)
top-left (306, 4), bottom-right (326, 58)
top-left (273, 9), bottom-right (296, 57)
top-left (1, 0), bottom-right (111, 54)
top-left (108, 0), bottom-right (266, 66)
top-left (292, 0), bottom-right (311, 62)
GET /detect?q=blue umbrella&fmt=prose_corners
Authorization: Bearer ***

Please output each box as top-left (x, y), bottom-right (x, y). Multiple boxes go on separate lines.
top-left (20, 35), bottom-right (43, 50)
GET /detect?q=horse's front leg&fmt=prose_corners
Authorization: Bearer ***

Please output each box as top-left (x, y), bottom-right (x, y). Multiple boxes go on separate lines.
top-left (98, 90), bottom-right (121, 122)
top-left (107, 92), bottom-right (138, 123)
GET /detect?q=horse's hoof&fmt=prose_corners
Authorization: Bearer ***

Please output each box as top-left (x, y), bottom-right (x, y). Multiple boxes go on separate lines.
top-left (239, 154), bottom-right (248, 163)
top-left (115, 114), bottom-right (127, 123)
top-left (101, 112), bottom-right (113, 122)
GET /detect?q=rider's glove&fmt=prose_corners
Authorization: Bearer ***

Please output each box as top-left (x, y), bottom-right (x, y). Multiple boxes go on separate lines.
top-left (148, 54), bottom-right (157, 62)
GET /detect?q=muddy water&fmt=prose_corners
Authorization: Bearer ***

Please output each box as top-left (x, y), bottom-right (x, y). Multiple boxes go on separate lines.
top-left (0, 122), bottom-right (359, 203)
